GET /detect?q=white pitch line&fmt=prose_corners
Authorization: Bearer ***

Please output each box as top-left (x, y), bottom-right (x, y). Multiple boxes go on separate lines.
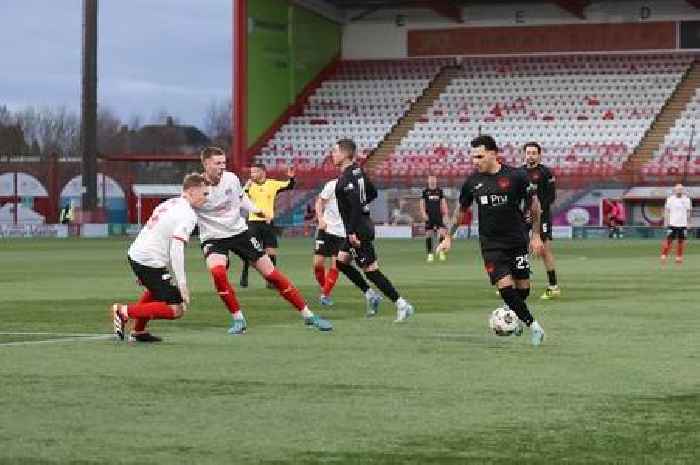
top-left (0, 335), bottom-right (113, 347)
top-left (0, 332), bottom-right (107, 337)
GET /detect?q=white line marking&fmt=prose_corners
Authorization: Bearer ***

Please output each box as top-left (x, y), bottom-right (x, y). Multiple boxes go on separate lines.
top-left (0, 332), bottom-right (106, 337)
top-left (0, 335), bottom-right (113, 347)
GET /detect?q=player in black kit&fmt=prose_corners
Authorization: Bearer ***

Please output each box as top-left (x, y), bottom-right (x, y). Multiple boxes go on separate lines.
top-left (420, 175), bottom-right (448, 262)
top-left (523, 142), bottom-right (560, 300)
top-left (331, 139), bottom-right (415, 322)
top-left (438, 135), bottom-right (546, 346)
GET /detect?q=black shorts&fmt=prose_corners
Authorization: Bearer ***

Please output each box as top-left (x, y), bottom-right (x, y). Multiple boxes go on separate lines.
top-left (666, 227), bottom-right (687, 240)
top-left (340, 237), bottom-right (377, 269)
top-left (425, 219), bottom-right (445, 232)
top-left (200, 230), bottom-right (266, 265)
top-left (540, 220), bottom-right (553, 241)
top-left (314, 229), bottom-right (345, 258)
top-left (481, 246), bottom-right (531, 285)
top-left (128, 257), bottom-right (183, 304)
top-left (248, 221), bottom-right (278, 249)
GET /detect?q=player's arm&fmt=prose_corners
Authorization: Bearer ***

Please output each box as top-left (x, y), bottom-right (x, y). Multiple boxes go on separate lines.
top-left (275, 167), bottom-right (296, 193)
top-left (545, 168), bottom-right (556, 206)
top-left (169, 239), bottom-right (189, 305)
top-left (315, 195), bottom-right (328, 230)
top-left (664, 199), bottom-right (670, 228)
top-left (363, 173), bottom-right (378, 204)
top-left (528, 192), bottom-right (544, 256)
top-left (170, 217), bottom-right (196, 306)
top-left (687, 198), bottom-right (692, 226)
top-left (419, 197), bottom-right (428, 221)
top-left (439, 181), bottom-right (473, 252)
top-left (440, 196), bottom-right (449, 222)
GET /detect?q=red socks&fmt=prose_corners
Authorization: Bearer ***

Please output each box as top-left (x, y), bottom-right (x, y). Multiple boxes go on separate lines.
top-left (126, 302), bottom-right (176, 320)
top-left (661, 239), bottom-right (672, 256)
top-left (677, 239), bottom-right (685, 258)
top-left (322, 267), bottom-right (339, 297)
top-left (210, 265), bottom-right (241, 314)
top-left (314, 264), bottom-right (326, 288)
top-left (265, 269), bottom-right (306, 311)
top-left (134, 290), bottom-right (154, 332)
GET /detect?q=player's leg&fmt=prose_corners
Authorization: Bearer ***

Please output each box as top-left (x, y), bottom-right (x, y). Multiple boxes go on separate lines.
top-left (539, 226), bottom-right (560, 300)
top-left (244, 234), bottom-right (331, 331)
top-left (676, 228), bottom-right (686, 263)
top-left (661, 228), bottom-right (676, 262)
top-left (321, 256), bottom-right (340, 304)
top-left (425, 223), bottom-right (434, 262)
top-left (336, 249), bottom-right (382, 316)
top-left (356, 242), bottom-right (413, 322)
top-left (313, 254), bottom-right (326, 289)
top-left (131, 289), bottom-right (154, 337)
top-left (487, 249), bottom-right (544, 345)
top-left (263, 224), bottom-right (279, 288)
top-left (112, 262), bottom-right (186, 342)
top-left (201, 240), bottom-right (246, 334)
top-left (314, 230), bottom-right (334, 305)
top-left (437, 226), bottom-right (447, 261)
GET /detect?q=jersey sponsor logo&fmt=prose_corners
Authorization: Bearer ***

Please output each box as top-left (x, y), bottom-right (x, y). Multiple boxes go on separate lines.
top-left (497, 177), bottom-right (511, 190)
top-left (474, 183), bottom-right (483, 190)
top-left (490, 194), bottom-right (509, 206)
top-left (344, 183), bottom-right (354, 191)
top-left (529, 172), bottom-right (541, 182)
top-left (352, 168), bottom-right (362, 176)
top-left (480, 195), bottom-right (488, 205)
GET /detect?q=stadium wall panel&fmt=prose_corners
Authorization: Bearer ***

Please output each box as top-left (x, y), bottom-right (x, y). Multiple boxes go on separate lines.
top-left (247, 0), bottom-right (340, 149)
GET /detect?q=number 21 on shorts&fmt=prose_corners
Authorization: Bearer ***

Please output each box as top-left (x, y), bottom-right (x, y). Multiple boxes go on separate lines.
top-left (515, 254), bottom-right (530, 270)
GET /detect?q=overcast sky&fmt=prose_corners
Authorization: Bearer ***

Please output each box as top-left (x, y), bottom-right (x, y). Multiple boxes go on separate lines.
top-left (0, 0), bottom-right (232, 128)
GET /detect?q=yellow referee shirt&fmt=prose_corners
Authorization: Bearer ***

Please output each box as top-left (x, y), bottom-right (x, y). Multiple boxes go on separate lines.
top-left (246, 178), bottom-right (295, 222)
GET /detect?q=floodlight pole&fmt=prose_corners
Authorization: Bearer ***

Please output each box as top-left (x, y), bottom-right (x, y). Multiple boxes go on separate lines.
top-left (81, 0), bottom-right (98, 212)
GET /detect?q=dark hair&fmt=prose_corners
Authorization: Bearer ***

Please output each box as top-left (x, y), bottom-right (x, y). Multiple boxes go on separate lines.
top-left (250, 162), bottom-right (266, 171)
top-left (470, 134), bottom-right (498, 152)
top-left (200, 146), bottom-right (226, 161)
top-left (522, 141), bottom-right (542, 154)
top-left (182, 172), bottom-right (207, 190)
top-left (336, 138), bottom-right (357, 158)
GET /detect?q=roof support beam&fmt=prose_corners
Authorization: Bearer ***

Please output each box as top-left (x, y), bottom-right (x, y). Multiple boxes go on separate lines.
top-left (552, 0), bottom-right (589, 20)
top-left (419, 0), bottom-right (463, 23)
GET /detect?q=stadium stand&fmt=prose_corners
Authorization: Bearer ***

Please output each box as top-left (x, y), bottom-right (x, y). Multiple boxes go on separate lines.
top-left (256, 58), bottom-right (453, 170)
top-left (373, 54), bottom-right (695, 179)
top-left (643, 84), bottom-right (700, 177)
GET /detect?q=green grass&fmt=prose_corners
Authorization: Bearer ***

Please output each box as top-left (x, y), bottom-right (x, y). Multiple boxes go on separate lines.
top-left (1, 237), bottom-right (699, 464)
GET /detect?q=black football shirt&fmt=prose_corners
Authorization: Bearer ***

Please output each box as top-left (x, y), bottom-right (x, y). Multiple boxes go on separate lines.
top-left (459, 164), bottom-right (535, 250)
top-left (422, 188), bottom-right (444, 222)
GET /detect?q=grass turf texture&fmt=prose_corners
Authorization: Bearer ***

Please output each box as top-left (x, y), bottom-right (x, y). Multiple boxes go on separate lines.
top-left (1, 237), bottom-right (699, 465)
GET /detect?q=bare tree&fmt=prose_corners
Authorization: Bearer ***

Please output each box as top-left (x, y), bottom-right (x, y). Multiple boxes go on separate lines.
top-left (204, 98), bottom-right (231, 149)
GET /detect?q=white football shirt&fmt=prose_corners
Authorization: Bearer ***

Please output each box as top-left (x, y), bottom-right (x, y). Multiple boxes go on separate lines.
top-left (666, 195), bottom-right (692, 227)
top-left (195, 171), bottom-right (255, 241)
top-left (128, 197), bottom-right (197, 268)
top-left (319, 179), bottom-right (345, 237)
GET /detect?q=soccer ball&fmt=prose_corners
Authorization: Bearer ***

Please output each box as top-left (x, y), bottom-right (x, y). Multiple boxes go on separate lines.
top-left (488, 307), bottom-right (523, 336)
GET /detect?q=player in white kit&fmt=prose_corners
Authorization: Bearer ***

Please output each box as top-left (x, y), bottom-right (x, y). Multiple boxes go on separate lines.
top-left (313, 179), bottom-right (382, 315)
top-left (196, 147), bottom-right (332, 334)
top-left (661, 183), bottom-right (692, 264)
top-left (111, 173), bottom-right (209, 342)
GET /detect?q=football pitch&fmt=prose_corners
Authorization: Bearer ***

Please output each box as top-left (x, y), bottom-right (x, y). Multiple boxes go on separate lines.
top-left (1, 237), bottom-right (699, 465)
